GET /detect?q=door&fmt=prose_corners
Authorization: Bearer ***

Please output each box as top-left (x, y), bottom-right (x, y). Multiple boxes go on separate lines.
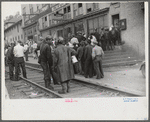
top-left (112, 14), bottom-right (119, 28)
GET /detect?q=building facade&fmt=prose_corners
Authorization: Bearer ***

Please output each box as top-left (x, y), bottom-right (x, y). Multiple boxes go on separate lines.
top-left (4, 16), bottom-right (24, 45)
top-left (21, 2), bottom-right (145, 58)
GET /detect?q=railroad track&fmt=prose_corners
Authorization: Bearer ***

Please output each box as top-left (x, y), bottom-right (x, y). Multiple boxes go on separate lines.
top-left (5, 65), bottom-right (138, 99)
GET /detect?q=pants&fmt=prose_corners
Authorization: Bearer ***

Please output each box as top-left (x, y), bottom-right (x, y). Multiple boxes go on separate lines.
top-left (24, 50), bottom-right (29, 61)
top-left (8, 63), bottom-right (14, 80)
top-left (73, 62), bottom-right (79, 74)
top-left (33, 48), bottom-right (38, 59)
top-left (93, 56), bottom-right (104, 79)
top-left (14, 57), bottom-right (27, 80)
top-left (84, 58), bottom-right (94, 78)
top-left (40, 62), bottom-right (51, 88)
top-left (49, 66), bottom-right (60, 85)
top-left (101, 40), bottom-right (106, 51)
top-left (78, 60), bottom-right (83, 74)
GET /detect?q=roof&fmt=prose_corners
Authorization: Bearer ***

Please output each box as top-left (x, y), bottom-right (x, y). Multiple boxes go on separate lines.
top-left (5, 16), bottom-right (22, 24)
top-left (4, 17), bottom-right (22, 32)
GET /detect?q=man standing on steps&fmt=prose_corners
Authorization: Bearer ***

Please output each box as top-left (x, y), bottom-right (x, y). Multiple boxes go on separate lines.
top-left (13, 40), bottom-right (27, 81)
top-left (92, 38), bottom-right (104, 79)
top-left (38, 37), bottom-right (54, 90)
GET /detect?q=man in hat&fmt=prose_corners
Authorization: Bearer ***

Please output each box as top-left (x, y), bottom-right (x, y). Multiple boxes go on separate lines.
top-left (46, 35), bottom-right (60, 85)
top-left (38, 36), bottom-right (54, 90)
top-left (92, 38), bottom-right (104, 79)
top-left (54, 37), bottom-right (76, 94)
top-left (93, 28), bottom-right (101, 46)
top-left (84, 39), bottom-right (94, 78)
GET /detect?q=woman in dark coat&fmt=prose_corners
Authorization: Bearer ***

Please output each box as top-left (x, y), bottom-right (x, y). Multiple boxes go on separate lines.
top-left (54, 37), bottom-right (76, 94)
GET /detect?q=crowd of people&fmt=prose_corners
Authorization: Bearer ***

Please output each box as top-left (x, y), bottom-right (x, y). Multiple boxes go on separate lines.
top-left (5, 26), bottom-right (121, 94)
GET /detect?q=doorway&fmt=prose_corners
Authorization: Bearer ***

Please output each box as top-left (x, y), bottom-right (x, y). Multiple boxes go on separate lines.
top-left (112, 14), bottom-right (119, 27)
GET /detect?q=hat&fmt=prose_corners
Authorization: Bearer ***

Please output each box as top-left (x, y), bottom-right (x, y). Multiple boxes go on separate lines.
top-left (91, 36), bottom-right (98, 44)
top-left (45, 35), bottom-right (52, 40)
top-left (40, 37), bottom-right (44, 40)
top-left (68, 42), bottom-right (74, 47)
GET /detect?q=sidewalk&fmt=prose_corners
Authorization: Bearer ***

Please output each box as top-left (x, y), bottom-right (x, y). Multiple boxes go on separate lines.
top-left (25, 57), bottom-right (146, 96)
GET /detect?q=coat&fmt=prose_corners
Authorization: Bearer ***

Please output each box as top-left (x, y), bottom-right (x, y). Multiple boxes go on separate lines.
top-left (7, 46), bottom-right (14, 64)
top-left (54, 44), bottom-right (76, 82)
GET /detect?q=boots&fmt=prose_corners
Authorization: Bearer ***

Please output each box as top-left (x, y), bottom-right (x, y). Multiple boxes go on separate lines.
top-left (45, 80), bottom-right (54, 91)
top-left (67, 81), bottom-right (70, 93)
top-left (58, 82), bottom-right (67, 94)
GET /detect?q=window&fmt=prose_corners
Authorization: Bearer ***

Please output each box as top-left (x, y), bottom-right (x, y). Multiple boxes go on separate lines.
top-left (78, 3), bottom-right (83, 15)
top-left (15, 37), bottom-right (17, 41)
top-left (64, 8), bottom-right (67, 14)
top-left (87, 3), bottom-right (93, 13)
top-left (34, 27), bottom-right (36, 32)
top-left (17, 25), bottom-right (19, 32)
top-left (49, 30), bottom-right (51, 35)
top-left (30, 7), bottom-right (33, 14)
top-left (73, 4), bottom-right (77, 17)
top-left (21, 35), bottom-right (23, 39)
top-left (23, 7), bottom-right (26, 14)
top-left (37, 5), bottom-right (39, 10)
top-left (13, 37), bottom-right (14, 41)
top-left (49, 14), bottom-right (52, 26)
top-left (78, 3), bottom-right (82, 8)
top-left (18, 36), bottom-right (20, 40)
top-left (93, 3), bottom-right (99, 10)
top-left (67, 6), bottom-right (70, 12)
top-left (45, 16), bottom-right (47, 21)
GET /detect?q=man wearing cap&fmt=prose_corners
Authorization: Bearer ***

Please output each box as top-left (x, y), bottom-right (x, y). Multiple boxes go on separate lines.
top-left (46, 35), bottom-right (60, 85)
top-left (93, 28), bottom-right (100, 46)
top-left (13, 40), bottom-right (27, 81)
top-left (54, 37), bottom-right (76, 94)
top-left (38, 36), bottom-right (54, 90)
top-left (92, 38), bottom-right (104, 79)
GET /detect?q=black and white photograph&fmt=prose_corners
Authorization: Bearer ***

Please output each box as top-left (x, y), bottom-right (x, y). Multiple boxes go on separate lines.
top-left (2, 1), bottom-right (148, 120)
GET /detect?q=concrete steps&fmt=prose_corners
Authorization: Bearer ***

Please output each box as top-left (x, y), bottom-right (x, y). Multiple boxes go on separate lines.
top-left (102, 45), bottom-right (141, 67)
top-left (25, 45), bottom-right (141, 68)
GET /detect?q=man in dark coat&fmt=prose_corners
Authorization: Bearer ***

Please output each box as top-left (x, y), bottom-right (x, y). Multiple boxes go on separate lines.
top-left (77, 41), bottom-right (84, 75)
top-left (84, 39), bottom-right (94, 78)
top-left (38, 37), bottom-right (54, 90)
top-left (54, 37), bottom-right (76, 94)
top-left (46, 35), bottom-right (60, 85)
top-left (76, 31), bottom-right (84, 43)
top-left (7, 42), bottom-right (15, 80)
top-left (93, 28), bottom-right (100, 46)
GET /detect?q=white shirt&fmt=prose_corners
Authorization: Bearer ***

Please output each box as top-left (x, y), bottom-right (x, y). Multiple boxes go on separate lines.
top-left (70, 37), bottom-right (79, 44)
top-left (32, 43), bottom-right (37, 49)
top-left (13, 44), bottom-right (25, 57)
top-left (24, 44), bottom-right (29, 52)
